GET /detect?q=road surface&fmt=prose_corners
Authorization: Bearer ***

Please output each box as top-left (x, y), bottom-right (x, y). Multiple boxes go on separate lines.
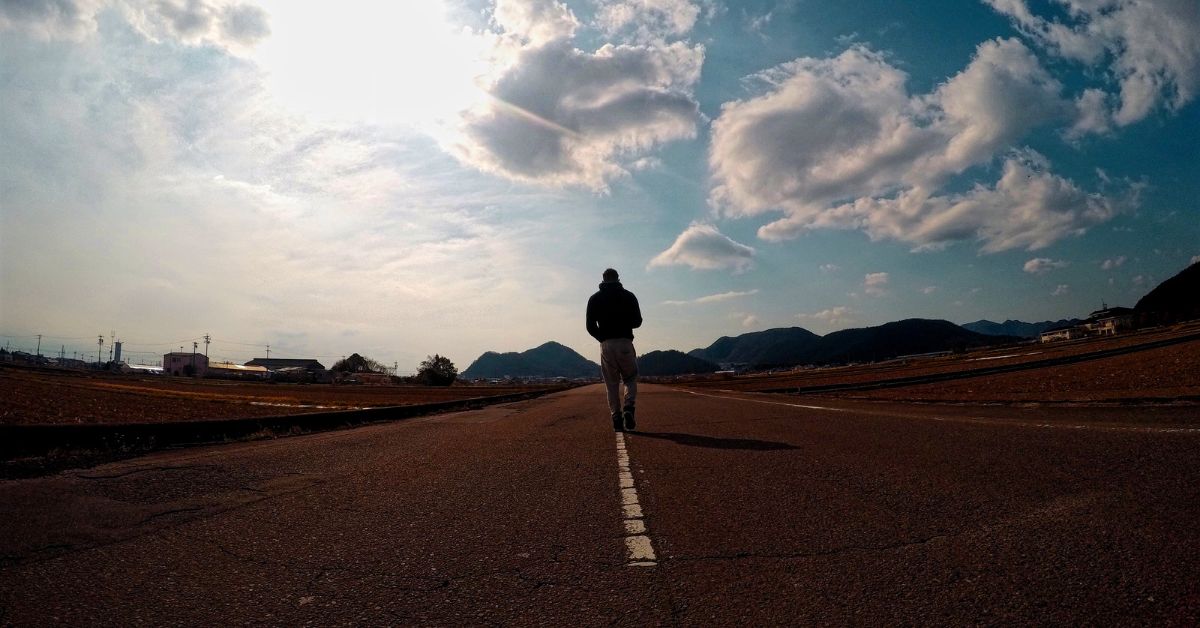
top-left (2, 384), bottom-right (1199, 625)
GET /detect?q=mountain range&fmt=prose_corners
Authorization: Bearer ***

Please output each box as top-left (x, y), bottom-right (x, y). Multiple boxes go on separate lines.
top-left (637, 350), bottom-right (720, 377)
top-left (461, 263), bottom-right (1199, 378)
top-left (690, 319), bottom-right (1014, 368)
top-left (461, 319), bottom-right (1014, 378)
top-left (687, 327), bottom-right (820, 366)
top-left (962, 319), bottom-right (1081, 338)
top-left (460, 341), bottom-right (598, 379)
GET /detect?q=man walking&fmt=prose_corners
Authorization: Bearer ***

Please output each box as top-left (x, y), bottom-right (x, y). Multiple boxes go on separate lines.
top-left (586, 268), bottom-right (642, 432)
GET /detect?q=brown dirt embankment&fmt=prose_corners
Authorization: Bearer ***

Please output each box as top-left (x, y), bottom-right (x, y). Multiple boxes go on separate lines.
top-left (0, 368), bottom-right (555, 425)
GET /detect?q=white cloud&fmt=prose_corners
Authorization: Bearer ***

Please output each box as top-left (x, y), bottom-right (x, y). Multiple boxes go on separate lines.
top-left (1052, 284), bottom-right (1070, 296)
top-left (864, 272), bottom-right (889, 296)
top-left (819, 263), bottom-right (840, 273)
top-left (134, 0), bottom-right (271, 49)
top-left (708, 39), bottom-right (1115, 252)
top-left (740, 313), bottom-right (760, 328)
top-left (921, 286), bottom-right (938, 294)
top-left (449, 1), bottom-right (704, 190)
top-left (0, 0), bottom-right (270, 51)
top-left (798, 306), bottom-right (856, 327)
top-left (493, 0), bottom-right (578, 45)
top-left (1191, 255), bottom-right (1200, 265)
top-left (662, 289), bottom-right (758, 306)
top-left (1023, 257), bottom-right (1069, 274)
top-left (595, 0), bottom-right (706, 41)
top-left (985, 0), bottom-right (1200, 128)
top-left (1132, 275), bottom-right (1146, 287)
top-left (649, 223), bottom-right (756, 272)
top-left (1067, 88), bottom-right (1113, 139)
top-left (746, 11), bottom-right (772, 38)
top-left (1101, 255), bottom-right (1127, 270)
top-left (758, 151), bottom-right (1120, 252)
top-left (0, 0), bottom-right (104, 39)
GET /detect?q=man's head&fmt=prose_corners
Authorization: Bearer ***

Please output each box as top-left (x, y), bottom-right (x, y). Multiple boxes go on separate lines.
top-left (602, 268), bottom-right (619, 282)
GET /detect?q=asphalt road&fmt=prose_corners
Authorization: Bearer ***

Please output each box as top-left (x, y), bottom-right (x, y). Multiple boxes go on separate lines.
top-left (2, 385), bottom-right (1199, 625)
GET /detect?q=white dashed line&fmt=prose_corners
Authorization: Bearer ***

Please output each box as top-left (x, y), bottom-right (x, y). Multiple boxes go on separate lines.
top-left (681, 389), bottom-right (1200, 434)
top-left (615, 432), bottom-right (656, 567)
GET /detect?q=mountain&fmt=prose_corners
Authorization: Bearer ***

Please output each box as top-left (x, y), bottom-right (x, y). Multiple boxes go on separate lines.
top-left (638, 350), bottom-right (719, 377)
top-left (1135, 261), bottom-right (1200, 323)
top-left (688, 327), bottom-right (821, 367)
top-left (461, 341), bottom-right (599, 379)
top-left (687, 319), bottom-right (1015, 369)
top-left (963, 319), bottom-right (1081, 338)
top-left (806, 319), bottom-right (1016, 364)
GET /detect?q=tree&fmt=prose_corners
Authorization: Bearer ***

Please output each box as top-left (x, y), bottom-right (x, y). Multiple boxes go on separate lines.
top-left (331, 353), bottom-right (387, 374)
top-left (416, 354), bottom-right (457, 386)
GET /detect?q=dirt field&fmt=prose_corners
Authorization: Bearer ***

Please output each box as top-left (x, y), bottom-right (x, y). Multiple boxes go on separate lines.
top-left (829, 336), bottom-right (1200, 403)
top-left (0, 368), bottom-right (557, 425)
top-left (678, 323), bottom-right (1200, 403)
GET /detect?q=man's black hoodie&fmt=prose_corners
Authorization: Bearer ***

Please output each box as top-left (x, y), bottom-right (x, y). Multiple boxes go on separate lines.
top-left (586, 281), bottom-right (642, 342)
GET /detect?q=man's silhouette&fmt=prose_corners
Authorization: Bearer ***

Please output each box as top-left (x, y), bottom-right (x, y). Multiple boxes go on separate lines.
top-left (586, 268), bottom-right (642, 432)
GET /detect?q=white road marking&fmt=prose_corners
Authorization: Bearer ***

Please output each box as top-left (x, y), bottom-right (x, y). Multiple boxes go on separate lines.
top-left (615, 432), bottom-right (656, 567)
top-left (625, 535), bottom-right (656, 562)
top-left (680, 389), bottom-right (1200, 434)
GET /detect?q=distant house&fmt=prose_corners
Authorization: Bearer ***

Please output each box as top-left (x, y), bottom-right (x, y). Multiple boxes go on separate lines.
top-left (207, 361), bottom-right (269, 379)
top-left (164, 352), bottom-right (208, 376)
top-left (1039, 305), bottom-right (1136, 343)
top-left (51, 358), bottom-right (89, 370)
top-left (1039, 327), bottom-right (1086, 343)
top-left (342, 372), bottom-right (391, 385)
top-left (245, 358), bottom-right (326, 372)
top-left (126, 364), bottom-right (164, 375)
top-left (1084, 306), bottom-right (1135, 336)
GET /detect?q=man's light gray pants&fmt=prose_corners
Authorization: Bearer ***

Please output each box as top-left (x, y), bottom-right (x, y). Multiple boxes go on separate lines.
top-left (600, 338), bottom-right (638, 416)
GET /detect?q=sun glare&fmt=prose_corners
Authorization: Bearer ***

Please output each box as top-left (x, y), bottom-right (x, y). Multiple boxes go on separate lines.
top-left (253, 1), bottom-right (487, 129)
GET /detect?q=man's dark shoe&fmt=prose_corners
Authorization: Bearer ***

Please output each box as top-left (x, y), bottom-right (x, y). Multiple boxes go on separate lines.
top-left (612, 413), bottom-right (624, 432)
top-left (623, 409), bottom-right (636, 431)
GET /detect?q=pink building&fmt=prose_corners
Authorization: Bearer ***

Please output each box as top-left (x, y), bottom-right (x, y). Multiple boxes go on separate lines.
top-left (163, 352), bottom-right (208, 377)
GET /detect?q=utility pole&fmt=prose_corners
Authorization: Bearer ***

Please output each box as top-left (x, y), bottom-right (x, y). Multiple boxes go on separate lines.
top-left (192, 341), bottom-right (199, 377)
top-left (97, 335), bottom-right (104, 367)
top-left (60, 345), bottom-right (64, 360)
top-left (204, 334), bottom-right (210, 357)
top-left (265, 344), bottom-right (270, 359)
top-left (35, 334), bottom-right (42, 358)
top-left (109, 331), bottom-right (115, 361)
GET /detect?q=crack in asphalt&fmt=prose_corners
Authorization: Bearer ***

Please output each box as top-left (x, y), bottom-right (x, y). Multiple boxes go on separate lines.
top-left (74, 464), bottom-right (220, 480)
top-left (1, 477), bottom-right (327, 566)
top-left (0, 543), bottom-right (75, 566)
top-left (137, 505), bottom-right (206, 524)
top-left (667, 532), bottom-right (959, 563)
top-left (186, 532), bottom-right (609, 601)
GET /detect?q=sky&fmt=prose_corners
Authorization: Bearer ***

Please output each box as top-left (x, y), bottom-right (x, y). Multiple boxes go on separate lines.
top-left (1, 0), bottom-right (1198, 371)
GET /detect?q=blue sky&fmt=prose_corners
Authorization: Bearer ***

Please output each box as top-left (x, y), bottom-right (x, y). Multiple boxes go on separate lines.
top-left (1, 0), bottom-right (1197, 371)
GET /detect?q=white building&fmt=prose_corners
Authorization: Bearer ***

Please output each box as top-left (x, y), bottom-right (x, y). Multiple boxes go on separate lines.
top-left (163, 352), bottom-right (208, 376)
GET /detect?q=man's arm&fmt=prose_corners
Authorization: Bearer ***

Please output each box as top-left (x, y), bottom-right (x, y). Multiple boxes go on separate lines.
top-left (628, 293), bottom-right (642, 329)
top-left (586, 295), bottom-right (603, 341)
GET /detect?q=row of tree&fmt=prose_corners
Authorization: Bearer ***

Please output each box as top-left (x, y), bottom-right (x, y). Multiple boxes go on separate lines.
top-left (330, 353), bottom-right (458, 386)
